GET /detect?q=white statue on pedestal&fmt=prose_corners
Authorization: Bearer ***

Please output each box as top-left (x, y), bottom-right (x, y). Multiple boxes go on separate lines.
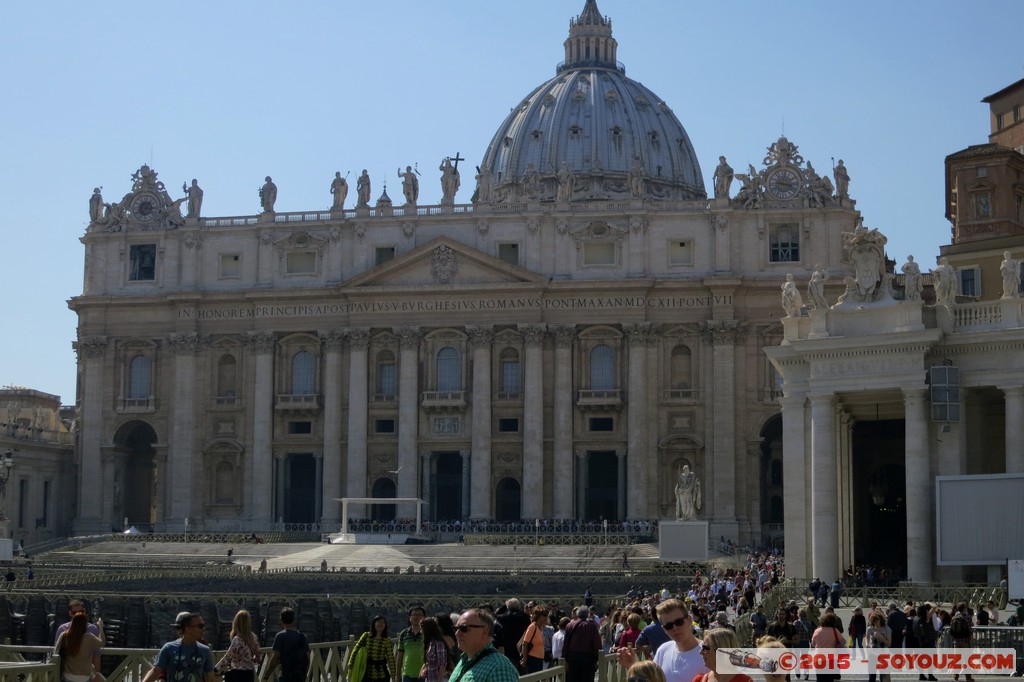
top-left (674, 465), bottom-right (702, 521)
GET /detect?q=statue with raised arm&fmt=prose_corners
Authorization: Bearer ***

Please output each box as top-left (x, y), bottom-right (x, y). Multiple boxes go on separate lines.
top-left (781, 274), bottom-right (803, 318)
top-left (1001, 251), bottom-right (1021, 299)
top-left (259, 176), bottom-right (277, 213)
top-left (834, 159), bottom-right (850, 199)
top-left (902, 255), bottom-right (923, 301)
top-left (330, 172), bottom-right (348, 210)
top-left (183, 179), bottom-right (203, 218)
top-left (713, 156), bottom-right (734, 199)
top-left (356, 169), bottom-right (371, 208)
top-left (398, 165), bottom-right (419, 205)
top-left (932, 257), bottom-right (957, 307)
top-left (808, 265), bottom-right (829, 310)
top-left (674, 465), bottom-right (702, 521)
top-left (439, 157), bottom-right (460, 204)
top-left (89, 188), bottom-right (104, 224)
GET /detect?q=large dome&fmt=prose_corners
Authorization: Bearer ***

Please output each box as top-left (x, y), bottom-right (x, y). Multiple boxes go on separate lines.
top-left (477, 1), bottom-right (705, 204)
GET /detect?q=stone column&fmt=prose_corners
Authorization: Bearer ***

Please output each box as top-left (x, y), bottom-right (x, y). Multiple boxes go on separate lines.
top-left (167, 333), bottom-right (205, 527)
top-left (73, 336), bottom-right (108, 533)
top-left (182, 233), bottom-right (202, 288)
top-left (420, 452), bottom-right (432, 520)
top-left (519, 324), bottom-right (546, 518)
top-left (313, 454), bottom-right (324, 521)
top-left (245, 331), bottom-right (276, 525)
top-left (396, 327), bottom-right (422, 499)
top-left (809, 393), bottom-right (838, 582)
top-left (904, 388), bottom-right (933, 582)
top-left (467, 326), bottom-right (494, 519)
top-left (551, 326), bottom-right (575, 519)
top-left (576, 450), bottom-right (588, 518)
top-left (320, 331), bottom-right (345, 525)
top-left (101, 451), bottom-right (116, 528)
top-left (344, 328), bottom-right (370, 518)
top-left (617, 451), bottom-right (627, 520)
top-left (275, 454), bottom-right (286, 524)
top-left (780, 395), bottom-right (809, 579)
top-left (1003, 387), bottom-right (1024, 473)
top-left (460, 450), bottom-right (471, 519)
top-left (703, 321), bottom-right (745, 526)
top-left (624, 323), bottom-right (652, 519)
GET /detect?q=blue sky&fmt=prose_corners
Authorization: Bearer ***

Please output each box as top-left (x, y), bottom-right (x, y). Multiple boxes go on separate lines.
top-left (1, 0), bottom-right (1022, 402)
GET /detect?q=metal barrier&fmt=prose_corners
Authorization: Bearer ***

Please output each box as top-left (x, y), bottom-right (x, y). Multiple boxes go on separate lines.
top-left (938, 626), bottom-right (1024, 674)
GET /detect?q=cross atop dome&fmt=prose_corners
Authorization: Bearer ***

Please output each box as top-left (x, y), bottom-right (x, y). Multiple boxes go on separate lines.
top-left (562, 0), bottom-right (618, 72)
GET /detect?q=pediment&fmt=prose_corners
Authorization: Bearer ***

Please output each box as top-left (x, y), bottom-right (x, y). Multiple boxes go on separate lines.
top-left (343, 237), bottom-right (548, 288)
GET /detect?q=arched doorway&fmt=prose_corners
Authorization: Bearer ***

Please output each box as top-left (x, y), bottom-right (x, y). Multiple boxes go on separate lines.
top-left (495, 478), bottom-right (521, 521)
top-left (430, 452), bottom-right (464, 521)
top-left (853, 420), bottom-right (908, 574)
top-left (113, 420), bottom-right (157, 530)
top-left (760, 415), bottom-right (783, 546)
top-left (370, 477), bottom-right (396, 521)
top-left (283, 454), bottom-right (317, 524)
top-left (585, 451), bottom-right (618, 520)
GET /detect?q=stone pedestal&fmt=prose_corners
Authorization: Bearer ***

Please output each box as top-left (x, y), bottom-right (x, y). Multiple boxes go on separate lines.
top-left (659, 520), bottom-right (709, 561)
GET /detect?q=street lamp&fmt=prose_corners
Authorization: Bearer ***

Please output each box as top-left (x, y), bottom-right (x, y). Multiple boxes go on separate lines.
top-left (0, 451), bottom-right (14, 521)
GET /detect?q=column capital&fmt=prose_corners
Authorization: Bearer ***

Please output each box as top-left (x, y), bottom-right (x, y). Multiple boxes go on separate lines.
top-left (518, 323), bottom-right (547, 347)
top-left (699, 320), bottom-right (748, 345)
top-left (168, 332), bottom-right (210, 356)
top-left (320, 330), bottom-right (347, 351)
top-left (344, 327), bottom-right (372, 348)
top-left (550, 325), bottom-right (576, 348)
top-left (243, 331), bottom-right (277, 354)
top-left (395, 326), bottom-right (423, 348)
top-left (808, 392), bottom-right (836, 408)
top-left (902, 387), bottom-right (928, 402)
top-left (623, 322), bottom-right (657, 345)
top-left (999, 385), bottom-right (1024, 397)
top-left (466, 325), bottom-right (495, 350)
top-left (778, 394), bottom-right (806, 410)
top-left (74, 335), bottom-right (109, 360)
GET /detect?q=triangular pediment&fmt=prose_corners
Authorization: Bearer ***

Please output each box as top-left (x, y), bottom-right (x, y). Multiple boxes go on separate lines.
top-left (343, 237), bottom-right (548, 288)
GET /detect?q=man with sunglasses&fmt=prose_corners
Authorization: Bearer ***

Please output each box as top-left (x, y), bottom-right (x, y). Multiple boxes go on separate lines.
top-left (142, 612), bottom-right (215, 682)
top-left (618, 600), bottom-right (707, 682)
top-left (450, 608), bottom-right (519, 682)
top-left (54, 599), bottom-right (104, 645)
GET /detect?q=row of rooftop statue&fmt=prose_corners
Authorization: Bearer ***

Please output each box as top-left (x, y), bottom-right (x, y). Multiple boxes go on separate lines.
top-left (780, 225), bottom-right (1022, 317)
top-left (87, 138), bottom-right (855, 227)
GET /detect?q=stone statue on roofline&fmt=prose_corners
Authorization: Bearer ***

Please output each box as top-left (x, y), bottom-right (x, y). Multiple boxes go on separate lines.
top-left (713, 156), bottom-right (734, 199)
top-left (781, 274), bottom-right (803, 318)
top-left (1001, 251), bottom-right (1021, 299)
top-left (901, 255), bottom-right (923, 302)
top-left (841, 222), bottom-right (887, 302)
top-left (931, 257), bottom-right (957, 308)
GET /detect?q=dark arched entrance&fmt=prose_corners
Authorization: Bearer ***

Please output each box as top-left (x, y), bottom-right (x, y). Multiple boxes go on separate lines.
top-left (371, 477), bottom-right (396, 521)
top-left (853, 419), bottom-right (908, 574)
top-left (760, 415), bottom-right (784, 546)
top-left (585, 451), bottom-right (618, 520)
top-left (113, 420), bottom-right (157, 530)
top-left (430, 452), bottom-right (463, 521)
top-left (495, 477), bottom-right (521, 521)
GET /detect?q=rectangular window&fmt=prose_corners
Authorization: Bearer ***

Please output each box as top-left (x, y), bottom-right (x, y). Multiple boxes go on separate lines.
top-left (996, 113), bottom-right (1005, 130)
top-left (976, 167), bottom-right (987, 178)
top-left (1016, 195), bottom-right (1023, 223)
top-left (286, 251), bottom-right (317, 274)
top-left (219, 254), bottom-right (241, 278)
top-left (958, 267), bottom-right (979, 297)
top-left (287, 421), bottom-right (312, 434)
top-left (374, 419), bottom-right (396, 434)
top-left (377, 362), bottom-right (397, 399)
top-left (583, 242), bottom-right (616, 266)
top-left (375, 247), bottom-right (396, 265)
top-left (589, 417), bottom-right (614, 432)
top-left (500, 360), bottom-right (521, 395)
top-left (973, 193), bottom-right (991, 219)
top-left (929, 365), bottom-right (961, 422)
top-left (129, 244), bottom-right (156, 281)
top-left (498, 418), bottom-right (519, 433)
top-left (1014, 105), bottom-right (1021, 123)
top-left (668, 240), bottom-right (693, 266)
top-left (769, 224), bottom-right (799, 263)
top-left (498, 243), bottom-right (520, 266)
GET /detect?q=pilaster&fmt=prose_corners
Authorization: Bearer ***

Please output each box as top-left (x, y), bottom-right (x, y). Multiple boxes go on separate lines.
top-left (809, 392), bottom-right (838, 581)
top-left (395, 326), bottom-right (422, 499)
top-left (345, 328), bottom-right (370, 518)
top-left (321, 330), bottom-right (346, 525)
top-left (73, 335), bottom-right (108, 534)
top-left (519, 323), bottom-right (546, 518)
top-left (244, 331), bottom-right (276, 525)
top-left (467, 326), bottom-right (494, 519)
top-left (904, 387), bottom-right (933, 582)
top-left (551, 326), bottom-right (575, 519)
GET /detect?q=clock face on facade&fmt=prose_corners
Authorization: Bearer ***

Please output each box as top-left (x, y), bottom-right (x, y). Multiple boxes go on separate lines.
top-left (767, 169), bottom-right (800, 200)
top-left (130, 193), bottom-right (160, 221)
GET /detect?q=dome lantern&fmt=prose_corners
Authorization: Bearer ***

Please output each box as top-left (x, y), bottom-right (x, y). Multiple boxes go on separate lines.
top-left (561, 0), bottom-right (619, 73)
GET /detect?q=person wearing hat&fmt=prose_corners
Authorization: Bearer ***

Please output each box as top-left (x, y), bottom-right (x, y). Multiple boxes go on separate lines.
top-left (142, 612), bottom-right (215, 682)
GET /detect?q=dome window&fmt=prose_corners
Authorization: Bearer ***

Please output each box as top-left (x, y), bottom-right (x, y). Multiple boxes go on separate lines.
top-left (635, 95), bottom-right (649, 109)
top-left (611, 126), bottom-right (622, 137)
top-left (648, 131), bottom-right (659, 142)
top-left (531, 130), bottom-right (543, 141)
top-left (604, 89), bottom-right (618, 102)
top-left (569, 125), bottom-right (583, 138)
top-left (503, 136), bottom-right (513, 147)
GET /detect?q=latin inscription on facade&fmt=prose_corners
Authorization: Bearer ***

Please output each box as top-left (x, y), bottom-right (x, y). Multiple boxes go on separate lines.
top-left (178, 294), bottom-right (734, 320)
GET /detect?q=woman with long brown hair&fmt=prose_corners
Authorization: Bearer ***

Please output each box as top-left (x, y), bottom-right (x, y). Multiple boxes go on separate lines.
top-left (54, 613), bottom-right (103, 682)
top-left (216, 610), bottom-right (262, 682)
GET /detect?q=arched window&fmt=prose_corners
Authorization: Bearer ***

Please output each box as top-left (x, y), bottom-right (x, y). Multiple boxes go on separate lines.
top-left (291, 351), bottom-right (315, 395)
top-left (670, 345), bottom-right (692, 390)
top-left (590, 344), bottom-right (615, 390)
top-left (217, 354), bottom-right (237, 397)
top-left (436, 347), bottom-right (461, 391)
top-left (499, 348), bottom-right (520, 395)
top-left (127, 355), bottom-right (151, 399)
top-left (376, 350), bottom-right (396, 399)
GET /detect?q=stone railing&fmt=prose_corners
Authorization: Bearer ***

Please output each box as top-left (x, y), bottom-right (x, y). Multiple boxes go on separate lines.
top-left (947, 297), bottom-right (1023, 331)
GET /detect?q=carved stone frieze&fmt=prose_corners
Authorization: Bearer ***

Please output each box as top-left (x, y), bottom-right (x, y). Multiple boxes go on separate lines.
top-left (183, 233), bottom-right (203, 249)
top-left (329, 227), bottom-right (341, 242)
top-left (550, 325), bottom-right (576, 348)
top-left (395, 326), bottom-right (423, 348)
top-left (629, 216), bottom-right (648, 234)
top-left (699, 320), bottom-right (748, 344)
top-left (556, 218), bottom-right (569, 235)
top-left (526, 217), bottom-right (540, 236)
top-left (354, 223), bottom-right (366, 240)
top-left (168, 332), bottom-right (210, 355)
top-left (623, 322), bottom-right (658, 345)
top-left (466, 325), bottom-right (495, 350)
top-left (75, 335), bottom-right (109, 360)
top-left (344, 327), bottom-right (371, 348)
top-left (243, 331), bottom-right (277, 353)
top-left (518, 323), bottom-right (547, 347)
top-left (711, 215), bottom-right (729, 231)
top-left (431, 245), bottom-right (457, 284)
top-left (402, 221), bottom-right (416, 240)
top-left (477, 219), bottom-right (489, 236)
top-left (259, 231), bottom-right (273, 245)
top-left (320, 330), bottom-right (347, 351)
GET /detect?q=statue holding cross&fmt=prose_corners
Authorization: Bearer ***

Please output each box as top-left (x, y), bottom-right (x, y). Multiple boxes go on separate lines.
top-left (439, 153), bottom-right (463, 205)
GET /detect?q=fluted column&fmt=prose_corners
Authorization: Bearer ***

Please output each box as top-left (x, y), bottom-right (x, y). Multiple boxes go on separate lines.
top-left (519, 324), bottom-right (546, 518)
top-left (904, 388), bottom-right (933, 582)
top-left (624, 323), bottom-right (652, 519)
top-left (467, 326), bottom-right (494, 519)
top-left (245, 331), bottom-right (276, 525)
top-left (320, 331), bottom-right (345, 525)
top-left (809, 392), bottom-right (838, 581)
top-left (551, 326), bottom-right (575, 519)
top-left (779, 394), bottom-right (809, 579)
top-left (396, 327), bottom-right (422, 499)
top-left (73, 336), bottom-right (108, 533)
top-left (1003, 387), bottom-right (1024, 473)
top-left (167, 333), bottom-right (206, 527)
top-left (344, 328), bottom-right (370, 518)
